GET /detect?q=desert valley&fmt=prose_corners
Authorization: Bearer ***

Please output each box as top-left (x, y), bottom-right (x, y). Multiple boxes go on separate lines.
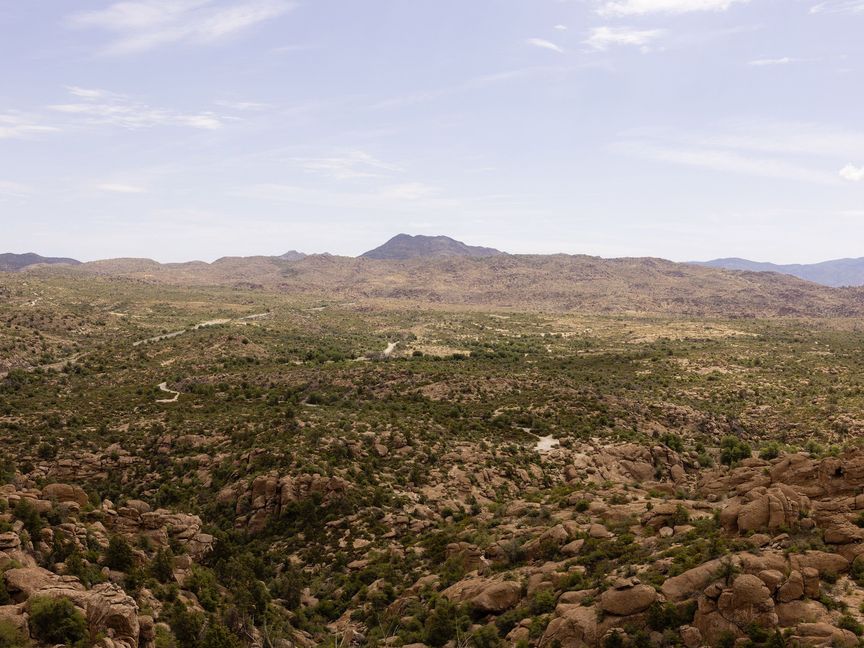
top-left (3, 235), bottom-right (864, 648)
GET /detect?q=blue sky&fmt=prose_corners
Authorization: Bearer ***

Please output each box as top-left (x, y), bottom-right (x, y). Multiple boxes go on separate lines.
top-left (1, 0), bottom-right (863, 263)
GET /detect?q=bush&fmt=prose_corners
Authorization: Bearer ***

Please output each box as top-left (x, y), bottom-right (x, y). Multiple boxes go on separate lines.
top-left (470, 624), bottom-right (501, 648)
top-left (28, 596), bottom-right (87, 647)
top-left (424, 599), bottom-right (469, 647)
top-left (839, 614), bottom-right (863, 636)
top-left (105, 536), bottom-right (135, 572)
top-left (529, 589), bottom-right (557, 615)
top-left (200, 623), bottom-right (240, 648)
top-left (759, 442), bottom-right (782, 461)
top-left (151, 548), bottom-right (174, 583)
top-left (13, 499), bottom-right (42, 538)
top-left (0, 620), bottom-right (25, 648)
top-left (720, 436), bottom-right (751, 466)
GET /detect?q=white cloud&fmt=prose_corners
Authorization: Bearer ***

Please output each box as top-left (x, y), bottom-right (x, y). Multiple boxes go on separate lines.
top-left (839, 164), bottom-right (864, 182)
top-left (96, 183), bottom-right (147, 193)
top-left (48, 86), bottom-right (223, 130)
top-left (526, 38), bottom-right (565, 54)
top-left (585, 26), bottom-right (665, 51)
top-left (748, 57), bottom-right (797, 66)
top-left (615, 140), bottom-right (838, 184)
top-left (69, 0), bottom-right (295, 55)
top-left (554, 24), bottom-right (569, 30)
top-left (0, 113), bottom-right (60, 139)
top-left (810, 1), bottom-right (864, 14)
top-left (599, 0), bottom-right (748, 16)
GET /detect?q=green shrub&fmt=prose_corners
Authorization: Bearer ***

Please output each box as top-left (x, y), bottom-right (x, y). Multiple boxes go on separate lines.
top-left (151, 548), bottom-right (174, 583)
top-left (839, 614), bottom-right (863, 636)
top-left (28, 596), bottom-right (87, 647)
top-left (529, 589), bottom-right (557, 615)
top-left (0, 619), bottom-right (25, 648)
top-left (470, 624), bottom-right (501, 648)
top-left (105, 536), bottom-right (135, 572)
top-left (424, 599), bottom-right (469, 647)
top-left (13, 499), bottom-right (42, 538)
top-left (200, 623), bottom-right (240, 648)
top-left (759, 442), bottom-right (781, 461)
top-left (720, 436), bottom-right (751, 466)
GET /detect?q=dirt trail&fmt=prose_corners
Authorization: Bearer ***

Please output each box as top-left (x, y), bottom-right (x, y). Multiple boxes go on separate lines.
top-left (133, 313), bottom-right (269, 347)
top-left (156, 382), bottom-right (180, 403)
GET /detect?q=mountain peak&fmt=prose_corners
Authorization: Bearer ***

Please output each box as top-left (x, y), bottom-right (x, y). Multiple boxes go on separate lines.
top-left (360, 234), bottom-right (505, 260)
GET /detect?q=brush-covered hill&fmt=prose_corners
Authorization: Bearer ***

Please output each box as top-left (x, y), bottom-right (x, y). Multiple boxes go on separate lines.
top-left (29, 252), bottom-right (864, 317)
top-left (0, 252), bottom-right (80, 271)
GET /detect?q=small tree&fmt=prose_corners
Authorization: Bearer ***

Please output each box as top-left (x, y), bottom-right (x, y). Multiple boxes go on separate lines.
top-left (28, 596), bottom-right (87, 647)
top-left (151, 548), bottom-right (174, 583)
top-left (105, 536), bottom-right (135, 572)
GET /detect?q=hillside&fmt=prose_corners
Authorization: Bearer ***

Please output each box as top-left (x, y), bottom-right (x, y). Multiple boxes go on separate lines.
top-left (694, 257), bottom-right (864, 288)
top-left (38, 253), bottom-right (864, 318)
top-left (0, 252), bottom-right (80, 272)
top-left (361, 234), bottom-right (505, 260)
top-left (5, 273), bottom-right (864, 648)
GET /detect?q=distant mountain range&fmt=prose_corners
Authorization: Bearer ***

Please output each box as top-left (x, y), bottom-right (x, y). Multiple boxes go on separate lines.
top-left (361, 234), bottom-right (505, 260)
top-left (0, 253), bottom-right (81, 272)
top-left (692, 257), bottom-right (864, 288)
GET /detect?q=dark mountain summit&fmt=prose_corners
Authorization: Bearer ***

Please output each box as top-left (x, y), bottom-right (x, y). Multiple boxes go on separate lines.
top-left (0, 252), bottom-right (81, 272)
top-left (360, 234), bottom-right (504, 260)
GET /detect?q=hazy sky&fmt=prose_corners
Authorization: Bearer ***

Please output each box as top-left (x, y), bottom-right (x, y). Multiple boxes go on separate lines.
top-left (2, 0), bottom-right (863, 263)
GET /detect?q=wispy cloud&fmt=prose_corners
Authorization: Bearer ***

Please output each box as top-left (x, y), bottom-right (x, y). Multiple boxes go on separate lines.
top-left (48, 86), bottom-right (223, 130)
top-left (599, 0), bottom-right (748, 16)
top-left (0, 113), bottom-right (60, 140)
top-left (69, 0), bottom-right (295, 55)
top-left (810, 1), bottom-right (864, 14)
top-left (613, 121), bottom-right (864, 185)
top-left (0, 180), bottom-right (33, 199)
top-left (585, 26), bottom-right (665, 51)
top-left (554, 24), bottom-right (569, 31)
top-left (839, 164), bottom-right (864, 181)
top-left (615, 140), bottom-right (838, 184)
top-left (748, 57), bottom-right (799, 66)
top-left (96, 183), bottom-right (148, 193)
top-left (526, 38), bottom-right (565, 54)
top-left (214, 100), bottom-right (273, 111)
top-left (288, 150), bottom-right (403, 180)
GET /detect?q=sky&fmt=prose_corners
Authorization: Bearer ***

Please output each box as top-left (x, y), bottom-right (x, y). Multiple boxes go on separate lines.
top-left (1, 0), bottom-right (863, 263)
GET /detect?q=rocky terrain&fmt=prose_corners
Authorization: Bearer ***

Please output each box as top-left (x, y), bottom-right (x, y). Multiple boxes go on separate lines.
top-left (22, 251), bottom-right (864, 318)
top-left (5, 270), bottom-right (864, 647)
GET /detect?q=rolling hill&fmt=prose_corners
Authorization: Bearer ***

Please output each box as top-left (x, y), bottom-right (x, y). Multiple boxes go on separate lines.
top-left (693, 256), bottom-right (864, 288)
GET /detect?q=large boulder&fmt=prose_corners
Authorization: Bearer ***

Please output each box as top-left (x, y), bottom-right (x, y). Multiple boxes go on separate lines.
top-left (600, 579), bottom-right (658, 617)
top-left (41, 483), bottom-right (89, 507)
top-left (720, 485), bottom-right (808, 533)
top-left (442, 577), bottom-right (521, 614)
top-left (662, 557), bottom-right (737, 602)
top-left (694, 574), bottom-right (777, 644)
top-left (539, 605), bottom-right (598, 648)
